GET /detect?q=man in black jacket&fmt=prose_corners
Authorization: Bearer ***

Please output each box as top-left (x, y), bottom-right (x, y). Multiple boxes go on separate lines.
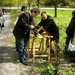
top-left (37, 11), bottom-right (59, 53)
top-left (13, 8), bottom-right (41, 65)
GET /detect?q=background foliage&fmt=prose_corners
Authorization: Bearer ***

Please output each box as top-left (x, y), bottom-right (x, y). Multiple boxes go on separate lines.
top-left (0, 0), bottom-right (75, 7)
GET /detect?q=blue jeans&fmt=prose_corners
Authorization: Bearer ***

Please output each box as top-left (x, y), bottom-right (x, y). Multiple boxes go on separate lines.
top-left (16, 37), bottom-right (27, 61)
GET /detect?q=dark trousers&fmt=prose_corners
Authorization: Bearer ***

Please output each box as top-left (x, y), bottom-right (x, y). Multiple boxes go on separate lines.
top-left (51, 33), bottom-right (59, 50)
top-left (16, 37), bottom-right (27, 62)
top-left (50, 33), bottom-right (59, 65)
top-left (64, 35), bottom-right (72, 51)
top-left (46, 33), bottom-right (59, 51)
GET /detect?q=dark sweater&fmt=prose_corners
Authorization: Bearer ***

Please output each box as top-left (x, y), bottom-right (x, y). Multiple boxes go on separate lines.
top-left (66, 17), bottom-right (75, 38)
top-left (38, 16), bottom-right (59, 37)
top-left (13, 12), bottom-right (32, 39)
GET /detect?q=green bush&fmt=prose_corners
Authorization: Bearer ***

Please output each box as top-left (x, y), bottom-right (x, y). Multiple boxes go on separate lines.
top-left (41, 63), bottom-right (58, 75)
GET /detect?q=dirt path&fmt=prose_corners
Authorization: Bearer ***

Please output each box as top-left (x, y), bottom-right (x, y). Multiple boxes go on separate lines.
top-left (0, 14), bottom-right (41, 75)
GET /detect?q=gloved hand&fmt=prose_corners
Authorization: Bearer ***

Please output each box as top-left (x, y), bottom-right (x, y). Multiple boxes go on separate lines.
top-left (36, 33), bottom-right (43, 38)
top-left (30, 25), bottom-right (34, 29)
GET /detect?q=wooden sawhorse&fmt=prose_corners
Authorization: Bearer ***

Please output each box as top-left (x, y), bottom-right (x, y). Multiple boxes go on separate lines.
top-left (26, 34), bottom-right (53, 63)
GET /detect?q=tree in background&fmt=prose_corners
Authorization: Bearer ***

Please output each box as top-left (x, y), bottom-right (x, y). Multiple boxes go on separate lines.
top-left (0, 0), bottom-right (75, 17)
top-left (45, 0), bottom-right (63, 17)
top-left (0, 0), bottom-right (3, 7)
top-left (62, 0), bottom-right (75, 7)
top-left (0, 0), bottom-right (27, 8)
top-left (36, 0), bottom-right (46, 8)
top-left (18, 0), bottom-right (24, 9)
top-left (18, 0), bottom-right (27, 9)
top-left (44, 0), bottom-right (75, 17)
top-left (27, 0), bottom-right (32, 10)
top-left (37, 0), bottom-right (40, 8)
top-left (53, 0), bottom-right (63, 17)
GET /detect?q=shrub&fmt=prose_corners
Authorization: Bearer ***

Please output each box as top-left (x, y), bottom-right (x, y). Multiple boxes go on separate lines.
top-left (41, 63), bottom-right (58, 75)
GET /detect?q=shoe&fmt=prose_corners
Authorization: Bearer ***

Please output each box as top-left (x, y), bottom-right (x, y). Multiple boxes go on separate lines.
top-left (20, 60), bottom-right (28, 65)
top-left (36, 33), bottom-right (43, 38)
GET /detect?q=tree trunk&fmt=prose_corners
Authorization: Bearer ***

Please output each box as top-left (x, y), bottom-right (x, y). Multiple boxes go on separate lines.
top-left (54, 6), bottom-right (57, 17)
top-left (37, 0), bottom-right (40, 8)
top-left (28, 4), bottom-right (30, 11)
top-left (18, 0), bottom-right (19, 9)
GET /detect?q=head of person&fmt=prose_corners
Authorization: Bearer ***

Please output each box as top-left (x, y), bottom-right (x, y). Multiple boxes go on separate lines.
top-left (72, 10), bottom-right (75, 18)
top-left (30, 7), bottom-right (40, 17)
top-left (21, 5), bottom-right (27, 12)
top-left (41, 11), bottom-right (48, 20)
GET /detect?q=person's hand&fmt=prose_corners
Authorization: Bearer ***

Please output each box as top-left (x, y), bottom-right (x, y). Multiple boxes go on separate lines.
top-left (36, 33), bottom-right (43, 38)
top-left (31, 25), bottom-right (34, 29)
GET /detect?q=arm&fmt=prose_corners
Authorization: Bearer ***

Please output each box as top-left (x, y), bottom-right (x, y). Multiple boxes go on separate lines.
top-left (38, 18), bottom-right (54, 34)
top-left (36, 19), bottom-right (43, 29)
top-left (18, 13), bottom-right (31, 29)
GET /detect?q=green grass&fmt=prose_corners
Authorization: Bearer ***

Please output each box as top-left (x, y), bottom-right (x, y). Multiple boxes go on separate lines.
top-left (41, 9), bottom-right (72, 17)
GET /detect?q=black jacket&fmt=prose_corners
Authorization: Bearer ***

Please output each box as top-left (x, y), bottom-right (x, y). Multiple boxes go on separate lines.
top-left (38, 16), bottom-right (59, 37)
top-left (66, 17), bottom-right (75, 38)
top-left (13, 12), bottom-right (33, 39)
